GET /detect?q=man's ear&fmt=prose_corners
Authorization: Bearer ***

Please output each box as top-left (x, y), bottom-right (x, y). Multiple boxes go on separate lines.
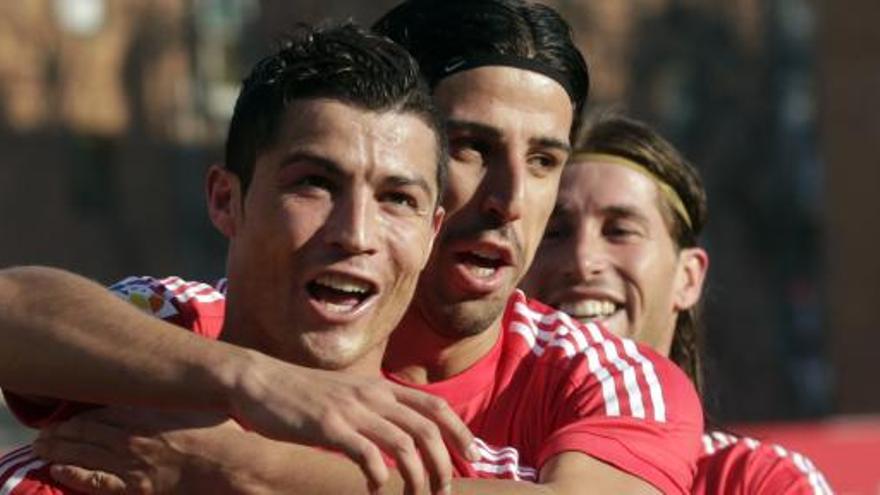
top-left (420, 206), bottom-right (445, 268)
top-left (673, 247), bottom-right (709, 312)
top-left (431, 206), bottom-right (445, 238)
top-left (206, 164), bottom-right (242, 239)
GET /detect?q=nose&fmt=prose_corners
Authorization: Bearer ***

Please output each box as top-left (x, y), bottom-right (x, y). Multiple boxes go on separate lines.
top-left (481, 151), bottom-right (525, 223)
top-left (573, 226), bottom-right (609, 278)
top-left (326, 189), bottom-right (378, 255)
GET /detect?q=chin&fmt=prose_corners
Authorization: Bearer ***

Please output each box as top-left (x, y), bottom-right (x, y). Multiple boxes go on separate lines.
top-left (300, 334), bottom-right (374, 371)
top-left (301, 348), bottom-right (361, 371)
top-left (431, 297), bottom-right (506, 339)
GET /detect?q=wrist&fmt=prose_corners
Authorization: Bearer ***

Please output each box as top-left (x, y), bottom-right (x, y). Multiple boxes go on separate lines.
top-left (202, 342), bottom-right (262, 416)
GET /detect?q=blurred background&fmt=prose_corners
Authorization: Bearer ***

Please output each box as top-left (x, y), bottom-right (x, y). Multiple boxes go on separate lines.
top-left (1, 0), bottom-right (878, 491)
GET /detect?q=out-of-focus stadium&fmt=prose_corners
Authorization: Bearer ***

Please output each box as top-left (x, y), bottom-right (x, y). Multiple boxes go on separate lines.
top-left (1, 0), bottom-right (878, 492)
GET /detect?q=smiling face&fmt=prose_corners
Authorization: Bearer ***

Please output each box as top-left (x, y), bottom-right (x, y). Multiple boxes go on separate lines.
top-left (409, 66), bottom-right (573, 337)
top-left (210, 98), bottom-right (443, 374)
top-left (520, 158), bottom-right (706, 354)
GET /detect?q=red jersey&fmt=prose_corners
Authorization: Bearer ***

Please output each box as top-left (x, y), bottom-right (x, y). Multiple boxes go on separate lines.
top-left (695, 430), bottom-right (833, 494)
top-left (0, 276), bottom-right (225, 495)
top-left (389, 290), bottom-right (703, 493)
top-left (1, 279), bottom-right (702, 494)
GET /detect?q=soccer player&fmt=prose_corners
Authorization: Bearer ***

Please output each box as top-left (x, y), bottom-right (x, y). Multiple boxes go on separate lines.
top-left (0, 21), bottom-right (475, 495)
top-left (520, 113), bottom-right (833, 494)
top-left (1, 1), bottom-right (704, 493)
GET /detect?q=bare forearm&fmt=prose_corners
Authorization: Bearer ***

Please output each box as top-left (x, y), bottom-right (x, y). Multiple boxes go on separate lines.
top-left (191, 439), bottom-right (401, 495)
top-left (213, 437), bottom-right (555, 495)
top-left (0, 266), bottom-right (246, 412)
top-left (220, 445), bottom-right (655, 495)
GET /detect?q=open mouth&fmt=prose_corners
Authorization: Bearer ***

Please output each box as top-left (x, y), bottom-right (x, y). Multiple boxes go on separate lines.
top-left (557, 299), bottom-right (621, 323)
top-left (455, 247), bottom-right (508, 279)
top-left (306, 273), bottom-right (377, 314)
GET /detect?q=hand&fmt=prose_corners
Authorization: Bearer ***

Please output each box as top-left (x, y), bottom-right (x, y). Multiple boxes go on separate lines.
top-left (34, 407), bottom-right (239, 495)
top-left (227, 354), bottom-right (478, 494)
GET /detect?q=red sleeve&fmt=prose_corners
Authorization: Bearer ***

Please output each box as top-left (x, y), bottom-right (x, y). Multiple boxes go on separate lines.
top-left (3, 276), bottom-right (223, 428)
top-left (535, 331), bottom-right (703, 495)
top-left (0, 446), bottom-right (74, 494)
top-left (695, 433), bottom-right (834, 494)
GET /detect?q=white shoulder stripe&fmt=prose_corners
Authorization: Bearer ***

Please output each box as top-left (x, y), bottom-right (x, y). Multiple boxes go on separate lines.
top-left (535, 309), bottom-right (622, 417)
top-left (0, 455), bottom-right (46, 495)
top-left (158, 276), bottom-right (188, 291)
top-left (711, 431), bottom-right (734, 449)
top-left (575, 314), bottom-right (665, 422)
top-left (595, 331), bottom-right (646, 419)
top-left (510, 321), bottom-right (539, 352)
top-left (513, 302), bottom-right (626, 418)
top-left (791, 452), bottom-right (834, 495)
top-left (470, 462), bottom-right (537, 480)
top-left (619, 338), bottom-right (666, 421)
top-left (558, 313), bottom-right (656, 420)
top-left (0, 446), bottom-right (34, 475)
top-left (513, 301), bottom-right (668, 422)
top-left (742, 437), bottom-right (760, 449)
top-left (471, 438), bottom-right (538, 481)
top-left (160, 277), bottom-right (223, 304)
top-left (702, 434), bottom-right (716, 455)
top-left (173, 284), bottom-right (224, 304)
top-left (0, 446), bottom-right (32, 464)
top-left (584, 344), bottom-right (620, 416)
top-left (702, 431), bottom-right (834, 495)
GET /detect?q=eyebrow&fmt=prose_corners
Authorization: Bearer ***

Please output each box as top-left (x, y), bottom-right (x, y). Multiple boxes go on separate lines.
top-left (280, 150), bottom-right (434, 198)
top-left (446, 119), bottom-right (571, 154)
top-left (602, 204), bottom-right (652, 225)
top-left (384, 174), bottom-right (434, 200)
top-left (280, 151), bottom-right (345, 178)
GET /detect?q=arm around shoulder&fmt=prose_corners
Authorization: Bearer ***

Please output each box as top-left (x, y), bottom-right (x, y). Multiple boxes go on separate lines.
top-left (0, 266), bottom-right (244, 415)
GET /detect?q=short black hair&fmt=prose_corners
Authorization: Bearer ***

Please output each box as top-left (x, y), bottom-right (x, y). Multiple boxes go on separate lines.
top-left (225, 22), bottom-right (447, 202)
top-left (373, 0), bottom-right (590, 135)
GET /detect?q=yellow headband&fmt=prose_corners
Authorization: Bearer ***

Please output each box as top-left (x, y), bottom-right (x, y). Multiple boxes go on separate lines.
top-left (570, 152), bottom-right (693, 229)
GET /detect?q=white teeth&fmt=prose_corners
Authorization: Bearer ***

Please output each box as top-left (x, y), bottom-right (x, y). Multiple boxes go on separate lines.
top-left (324, 301), bottom-right (357, 313)
top-left (471, 248), bottom-right (501, 260)
top-left (314, 274), bottom-right (371, 294)
top-left (469, 266), bottom-right (496, 278)
top-left (558, 299), bottom-right (618, 320)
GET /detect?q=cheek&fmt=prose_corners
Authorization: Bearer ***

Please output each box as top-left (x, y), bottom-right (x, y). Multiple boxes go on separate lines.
top-left (525, 181), bottom-right (561, 238)
top-left (520, 252), bottom-right (553, 295)
top-left (532, 240), bottom-right (562, 274)
top-left (381, 216), bottom-right (436, 275)
top-left (278, 199), bottom-right (330, 246)
top-left (522, 206), bottom-right (558, 269)
top-left (443, 161), bottom-right (482, 213)
top-left (622, 248), bottom-right (677, 299)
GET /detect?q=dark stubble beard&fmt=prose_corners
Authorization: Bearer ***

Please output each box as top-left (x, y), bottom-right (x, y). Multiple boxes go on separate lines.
top-left (415, 216), bottom-right (525, 338)
top-left (412, 280), bottom-right (511, 339)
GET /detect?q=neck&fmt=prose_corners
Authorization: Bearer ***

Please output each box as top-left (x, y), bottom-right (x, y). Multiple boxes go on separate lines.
top-left (220, 295), bottom-right (260, 350)
top-left (383, 305), bottom-right (503, 384)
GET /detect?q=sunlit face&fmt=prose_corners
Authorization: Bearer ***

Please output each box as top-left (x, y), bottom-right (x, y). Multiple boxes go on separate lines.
top-left (520, 158), bottom-right (706, 354)
top-left (410, 66), bottom-right (573, 337)
top-left (210, 99), bottom-right (443, 373)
